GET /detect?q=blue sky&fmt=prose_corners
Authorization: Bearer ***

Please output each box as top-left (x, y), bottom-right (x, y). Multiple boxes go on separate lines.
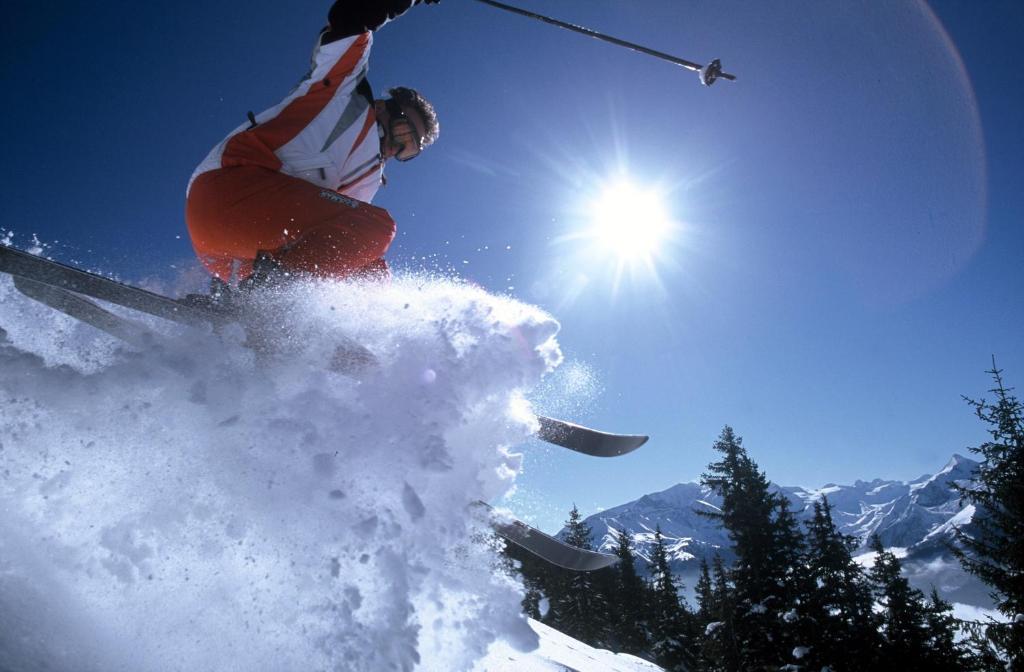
top-left (2, 1), bottom-right (1021, 532)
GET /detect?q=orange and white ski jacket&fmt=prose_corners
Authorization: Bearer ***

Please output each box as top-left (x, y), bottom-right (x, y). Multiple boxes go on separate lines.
top-left (189, 1), bottom-right (422, 203)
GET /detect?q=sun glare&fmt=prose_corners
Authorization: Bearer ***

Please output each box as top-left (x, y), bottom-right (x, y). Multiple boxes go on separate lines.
top-left (589, 182), bottom-right (673, 261)
top-left (551, 176), bottom-right (682, 302)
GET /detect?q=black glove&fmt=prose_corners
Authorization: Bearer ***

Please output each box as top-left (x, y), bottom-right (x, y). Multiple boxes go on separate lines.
top-left (327, 0), bottom-right (433, 41)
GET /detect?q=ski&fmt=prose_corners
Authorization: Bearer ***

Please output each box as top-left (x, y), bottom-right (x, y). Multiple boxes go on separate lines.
top-left (535, 415), bottom-right (647, 457)
top-left (478, 502), bottom-right (618, 571)
top-left (11, 276), bottom-right (153, 348)
top-left (1, 245), bottom-right (650, 457)
top-left (0, 244), bottom-right (221, 327)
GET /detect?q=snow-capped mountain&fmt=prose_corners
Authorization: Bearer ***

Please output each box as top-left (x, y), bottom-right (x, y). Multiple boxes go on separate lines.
top-left (577, 454), bottom-right (988, 607)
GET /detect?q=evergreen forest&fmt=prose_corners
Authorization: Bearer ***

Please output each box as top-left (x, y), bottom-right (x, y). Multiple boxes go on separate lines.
top-left (507, 363), bottom-right (1023, 671)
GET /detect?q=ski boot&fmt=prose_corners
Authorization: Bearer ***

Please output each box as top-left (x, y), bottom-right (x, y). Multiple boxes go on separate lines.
top-left (239, 250), bottom-right (287, 293)
top-left (180, 276), bottom-right (234, 313)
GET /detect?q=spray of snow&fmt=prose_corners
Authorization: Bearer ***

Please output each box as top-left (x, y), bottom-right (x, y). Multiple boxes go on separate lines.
top-left (0, 271), bottom-right (563, 671)
top-left (529, 359), bottom-right (602, 419)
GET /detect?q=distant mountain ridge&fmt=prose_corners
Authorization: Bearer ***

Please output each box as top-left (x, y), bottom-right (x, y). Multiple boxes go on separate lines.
top-left (573, 454), bottom-right (990, 607)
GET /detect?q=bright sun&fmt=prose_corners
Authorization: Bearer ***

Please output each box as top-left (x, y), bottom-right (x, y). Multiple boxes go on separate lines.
top-left (552, 176), bottom-right (681, 299)
top-left (588, 181), bottom-right (674, 262)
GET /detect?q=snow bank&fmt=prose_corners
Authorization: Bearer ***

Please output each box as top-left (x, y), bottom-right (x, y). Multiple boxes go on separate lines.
top-left (474, 619), bottom-right (664, 672)
top-left (0, 272), bottom-right (560, 671)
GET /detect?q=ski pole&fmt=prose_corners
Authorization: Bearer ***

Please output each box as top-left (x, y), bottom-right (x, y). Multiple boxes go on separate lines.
top-left (470, 0), bottom-right (735, 86)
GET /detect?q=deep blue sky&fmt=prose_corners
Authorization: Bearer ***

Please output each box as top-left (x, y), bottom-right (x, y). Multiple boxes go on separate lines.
top-left (3, 1), bottom-right (1022, 532)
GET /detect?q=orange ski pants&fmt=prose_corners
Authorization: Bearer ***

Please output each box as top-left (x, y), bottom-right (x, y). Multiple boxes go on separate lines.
top-left (186, 166), bottom-right (395, 282)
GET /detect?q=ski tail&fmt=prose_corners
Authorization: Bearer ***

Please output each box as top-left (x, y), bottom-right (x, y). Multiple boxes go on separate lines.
top-left (0, 244), bottom-right (217, 326)
top-left (12, 276), bottom-right (153, 347)
top-left (477, 502), bottom-right (618, 571)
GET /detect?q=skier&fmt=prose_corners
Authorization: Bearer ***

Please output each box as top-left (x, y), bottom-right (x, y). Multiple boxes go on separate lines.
top-left (185, 0), bottom-right (441, 288)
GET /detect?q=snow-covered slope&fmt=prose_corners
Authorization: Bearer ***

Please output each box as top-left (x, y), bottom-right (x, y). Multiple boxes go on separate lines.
top-left (580, 454), bottom-right (986, 606)
top-left (477, 619), bottom-right (664, 672)
top-left (0, 272), bottom-right (570, 671)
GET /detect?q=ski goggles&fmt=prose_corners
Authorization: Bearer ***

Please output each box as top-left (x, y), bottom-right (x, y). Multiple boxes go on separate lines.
top-left (385, 99), bottom-right (423, 162)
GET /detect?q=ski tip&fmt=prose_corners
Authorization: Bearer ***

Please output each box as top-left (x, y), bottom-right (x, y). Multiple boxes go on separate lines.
top-left (618, 433), bottom-right (649, 454)
top-left (535, 415), bottom-right (650, 457)
top-left (589, 433), bottom-right (648, 457)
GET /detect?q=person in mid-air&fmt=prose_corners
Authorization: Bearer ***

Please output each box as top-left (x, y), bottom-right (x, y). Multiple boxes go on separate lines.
top-left (186, 0), bottom-right (440, 288)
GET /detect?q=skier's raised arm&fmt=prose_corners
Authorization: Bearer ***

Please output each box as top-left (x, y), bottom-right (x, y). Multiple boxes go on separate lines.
top-left (324, 0), bottom-right (440, 42)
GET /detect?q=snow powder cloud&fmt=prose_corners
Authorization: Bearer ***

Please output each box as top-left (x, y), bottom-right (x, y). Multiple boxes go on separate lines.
top-left (0, 273), bottom-right (560, 671)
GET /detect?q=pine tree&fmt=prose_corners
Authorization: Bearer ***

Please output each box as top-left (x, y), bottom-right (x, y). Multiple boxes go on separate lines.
top-left (648, 526), bottom-right (694, 671)
top-left (768, 496), bottom-right (809, 666)
top-left (549, 505), bottom-right (609, 646)
top-left (800, 498), bottom-right (880, 671)
top-left (695, 557), bottom-right (715, 624)
top-left (923, 587), bottom-right (974, 670)
top-left (609, 527), bottom-right (649, 653)
top-left (952, 360), bottom-right (1024, 668)
top-left (869, 535), bottom-right (933, 668)
top-left (700, 426), bottom-right (796, 669)
top-left (589, 563), bottom-right (620, 650)
top-left (500, 539), bottom-right (549, 619)
top-left (700, 554), bottom-right (739, 672)
top-left (519, 564), bottom-right (544, 620)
